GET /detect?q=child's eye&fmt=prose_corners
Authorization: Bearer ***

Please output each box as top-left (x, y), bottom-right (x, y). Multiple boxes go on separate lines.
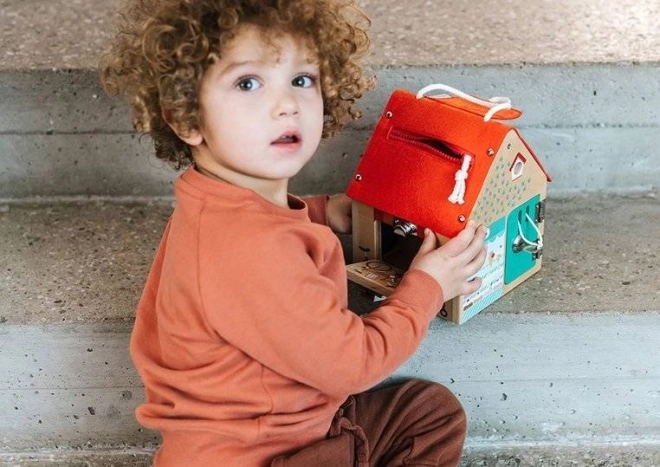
top-left (292, 75), bottom-right (316, 88)
top-left (236, 77), bottom-right (261, 91)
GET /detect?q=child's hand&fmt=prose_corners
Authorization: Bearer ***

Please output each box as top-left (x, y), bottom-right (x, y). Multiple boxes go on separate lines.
top-left (409, 221), bottom-right (488, 302)
top-left (327, 194), bottom-right (352, 234)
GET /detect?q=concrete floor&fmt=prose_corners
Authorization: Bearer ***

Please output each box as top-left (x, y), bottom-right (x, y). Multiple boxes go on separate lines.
top-left (3, 445), bottom-right (660, 466)
top-left (1, 192), bottom-right (658, 324)
top-left (2, 0), bottom-right (660, 71)
top-left (0, 451), bottom-right (152, 467)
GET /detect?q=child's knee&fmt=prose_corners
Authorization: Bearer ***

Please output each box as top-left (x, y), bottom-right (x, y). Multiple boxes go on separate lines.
top-left (407, 379), bottom-right (467, 428)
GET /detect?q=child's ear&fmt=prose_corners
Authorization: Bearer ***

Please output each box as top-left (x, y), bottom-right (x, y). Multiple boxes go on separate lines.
top-left (175, 127), bottom-right (204, 147)
top-left (162, 109), bottom-right (204, 146)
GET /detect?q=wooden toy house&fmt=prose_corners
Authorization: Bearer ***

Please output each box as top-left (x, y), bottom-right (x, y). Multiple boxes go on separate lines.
top-left (346, 85), bottom-right (551, 324)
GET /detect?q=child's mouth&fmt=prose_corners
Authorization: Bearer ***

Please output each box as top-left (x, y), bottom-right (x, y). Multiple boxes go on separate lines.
top-left (272, 132), bottom-right (301, 146)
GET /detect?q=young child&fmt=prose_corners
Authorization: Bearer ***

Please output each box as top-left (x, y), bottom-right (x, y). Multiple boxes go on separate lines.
top-left (100, 0), bottom-right (487, 465)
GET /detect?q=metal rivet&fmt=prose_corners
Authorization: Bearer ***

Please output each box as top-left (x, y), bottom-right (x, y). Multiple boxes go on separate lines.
top-left (354, 174), bottom-right (363, 181)
top-left (487, 148), bottom-right (495, 157)
top-left (385, 111), bottom-right (393, 118)
top-left (458, 215), bottom-right (466, 223)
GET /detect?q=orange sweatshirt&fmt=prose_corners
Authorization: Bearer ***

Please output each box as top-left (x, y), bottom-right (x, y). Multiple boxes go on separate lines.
top-left (131, 167), bottom-right (444, 466)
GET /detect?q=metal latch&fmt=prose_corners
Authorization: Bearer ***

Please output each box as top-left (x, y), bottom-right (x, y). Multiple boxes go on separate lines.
top-left (393, 219), bottom-right (417, 237)
top-left (512, 236), bottom-right (544, 259)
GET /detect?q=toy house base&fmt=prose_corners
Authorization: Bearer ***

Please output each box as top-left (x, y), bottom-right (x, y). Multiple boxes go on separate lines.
top-left (346, 259), bottom-right (542, 324)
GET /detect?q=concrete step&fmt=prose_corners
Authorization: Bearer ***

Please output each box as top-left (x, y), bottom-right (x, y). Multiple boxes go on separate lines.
top-left (1, 193), bottom-right (659, 465)
top-left (1, 1), bottom-right (660, 199)
top-left (2, 0), bottom-right (660, 464)
top-left (2, 311), bottom-right (660, 466)
top-left (3, 446), bottom-right (660, 466)
top-left (3, 0), bottom-right (660, 71)
top-left (2, 193), bottom-right (657, 326)
top-left (2, 64), bottom-right (660, 200)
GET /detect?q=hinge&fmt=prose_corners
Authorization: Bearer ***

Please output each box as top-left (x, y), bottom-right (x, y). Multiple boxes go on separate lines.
top-left (535, 199), bottom-right (546, 224)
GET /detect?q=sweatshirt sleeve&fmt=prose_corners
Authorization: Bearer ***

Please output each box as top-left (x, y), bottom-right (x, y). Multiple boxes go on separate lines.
top-left (198, 223), bottom-right (443, 398)
top-left (302, 195), bottom-right (329, 226)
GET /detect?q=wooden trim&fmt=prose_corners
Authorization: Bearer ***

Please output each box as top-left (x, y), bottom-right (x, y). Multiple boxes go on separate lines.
top-left (351, 201), bottom-right (381, 263)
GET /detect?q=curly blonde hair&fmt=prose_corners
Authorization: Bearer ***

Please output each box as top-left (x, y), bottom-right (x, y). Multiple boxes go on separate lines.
top-left (99, 0), bottom-right (374, 169)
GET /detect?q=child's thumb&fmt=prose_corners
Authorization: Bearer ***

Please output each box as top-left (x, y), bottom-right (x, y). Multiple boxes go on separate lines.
top-left (417, 228), bottom-right (438, 255)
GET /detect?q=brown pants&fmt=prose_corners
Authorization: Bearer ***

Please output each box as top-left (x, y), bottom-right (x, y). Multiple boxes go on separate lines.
top-left (271, 379), bottom-right (467, 467)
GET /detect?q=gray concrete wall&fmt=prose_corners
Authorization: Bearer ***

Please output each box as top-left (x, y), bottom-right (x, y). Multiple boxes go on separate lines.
top-left (1, 64), bottom-right (659, 199)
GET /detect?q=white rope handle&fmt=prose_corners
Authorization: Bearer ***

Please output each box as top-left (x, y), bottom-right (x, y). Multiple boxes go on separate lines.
top-left (416, 83), bottom-right (512, 122)
top-left (448, 155), bottom-right (472, 205)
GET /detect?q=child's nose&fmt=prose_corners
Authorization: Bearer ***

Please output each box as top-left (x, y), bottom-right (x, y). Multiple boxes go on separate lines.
top-left (274, 89), bottom-right (300, 117)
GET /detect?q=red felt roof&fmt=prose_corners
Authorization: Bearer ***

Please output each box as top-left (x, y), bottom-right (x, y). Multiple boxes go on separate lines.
top-left (347, 90), bottom-right (550, 238)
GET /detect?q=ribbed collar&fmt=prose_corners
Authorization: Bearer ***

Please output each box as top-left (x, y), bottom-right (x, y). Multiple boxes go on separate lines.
top-left (176, 166), bottom-right (309, 220)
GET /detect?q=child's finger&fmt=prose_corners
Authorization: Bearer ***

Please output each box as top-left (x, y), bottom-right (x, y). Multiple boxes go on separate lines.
top-left (465, 246), bottom-right (488, 277)
top-left (463, 276), bottom-right (483, 295)
top-left (456, 224), bottom-right (487, 263)
top-left (440, 221), bottom-right (478, 257)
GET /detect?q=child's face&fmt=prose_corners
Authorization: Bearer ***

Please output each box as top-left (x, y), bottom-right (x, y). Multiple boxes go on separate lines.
top-left (181, 25), bottom-right (324, 204)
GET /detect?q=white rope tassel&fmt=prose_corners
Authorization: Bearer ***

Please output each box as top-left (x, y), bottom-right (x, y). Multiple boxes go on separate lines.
top-left (448, 155), bottom-right (472, 205)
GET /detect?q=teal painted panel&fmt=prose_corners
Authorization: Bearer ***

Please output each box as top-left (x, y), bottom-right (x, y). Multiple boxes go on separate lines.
top-left (505, 195), bottom-right (541, 284)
